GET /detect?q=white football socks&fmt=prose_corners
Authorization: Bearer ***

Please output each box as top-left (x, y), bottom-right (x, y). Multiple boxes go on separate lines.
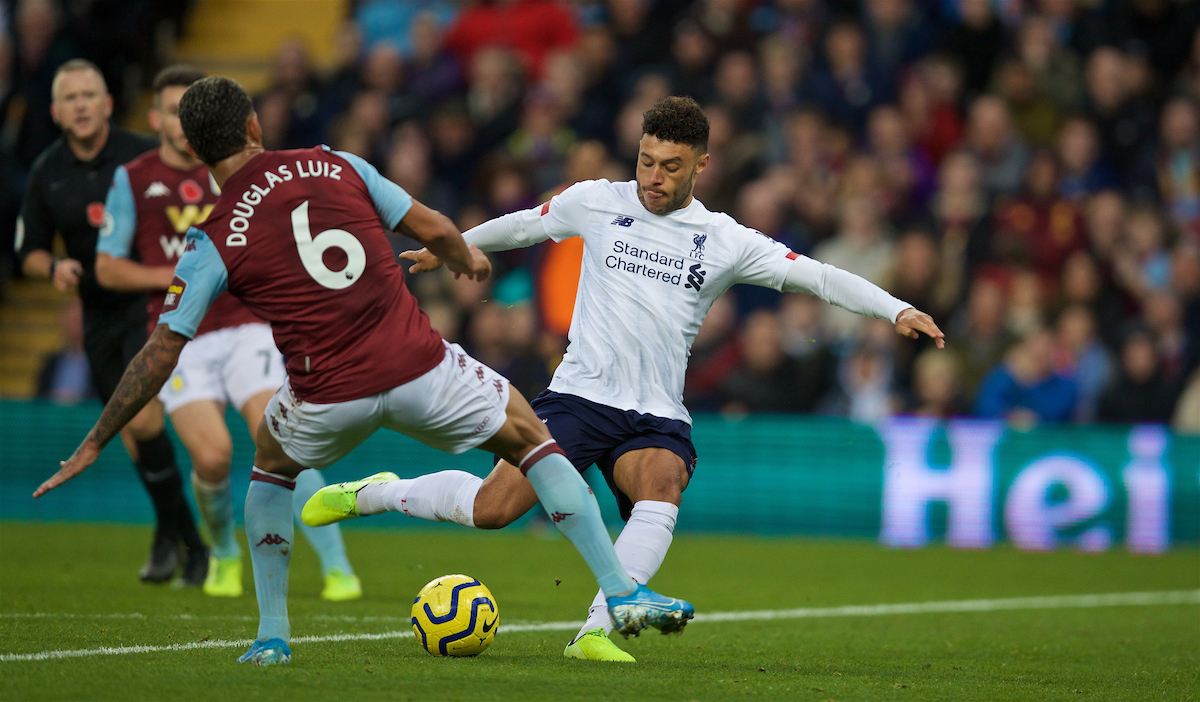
top-left (357, 471), bottom-right (482, 528)
top-left (577, 500), bottom-right (679, 638)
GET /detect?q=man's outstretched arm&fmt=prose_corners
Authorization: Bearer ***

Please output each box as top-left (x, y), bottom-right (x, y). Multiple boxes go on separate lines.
top-left (400, 178), bottom-right (596, 274)
top-left (395, 200), bottom-right (491, 281)
top-left (782, 255), bottom-right (945, 348)
top-left (400, 204), bottom-right (550, 275)
top-left (34, 326), bottom-right (187, 497)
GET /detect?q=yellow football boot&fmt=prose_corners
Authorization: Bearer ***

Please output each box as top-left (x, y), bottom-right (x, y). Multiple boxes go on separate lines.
top-left (321, 568), bottom-right (363, 601)
top-left (301, 472), bottom-right (398, 526)
top-left (563, 629), bottom-right (636, 662)
top-left (203, 556), bottom-right (243, 597)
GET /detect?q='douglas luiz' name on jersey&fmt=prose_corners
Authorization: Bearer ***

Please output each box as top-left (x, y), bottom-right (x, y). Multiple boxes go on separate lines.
top-left (539, 179), bottom-right (798, 424)
top-left (155, 146), bottom-right (445, 404)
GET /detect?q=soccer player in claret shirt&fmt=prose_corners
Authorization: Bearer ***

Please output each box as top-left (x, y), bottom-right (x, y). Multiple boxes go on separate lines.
top-left (33, 76), bottom-right (694, 666)
top-left (94, 66), bottom-right (361, 601)
top-left (330, 96), bottom-right (946, 662)
top-left (17, 59), bottom-right (206, 584)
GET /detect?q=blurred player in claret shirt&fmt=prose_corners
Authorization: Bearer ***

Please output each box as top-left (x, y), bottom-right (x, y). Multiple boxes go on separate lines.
top-left (34, 76), bottom-right (694, 666)
top-left (95, 66), bottom-right (361, 602)
top-left (17, 58), bottom-right (205, 585)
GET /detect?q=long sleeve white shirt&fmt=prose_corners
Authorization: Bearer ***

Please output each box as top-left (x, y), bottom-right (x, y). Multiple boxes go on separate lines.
top-left (463, 179), bottom-right (910, 423)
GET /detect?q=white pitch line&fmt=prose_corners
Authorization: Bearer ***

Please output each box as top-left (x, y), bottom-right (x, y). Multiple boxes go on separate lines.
top-left (2, 613), bottom-right (377, 621)
top-left (2, 589), bottom-right (1195, 663)
top-left (692, 589), bottom-right (1200, 622)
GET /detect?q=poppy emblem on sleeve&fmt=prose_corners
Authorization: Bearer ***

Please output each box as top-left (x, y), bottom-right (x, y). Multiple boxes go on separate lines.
top-left (86, 202), bottom-right (105, 228)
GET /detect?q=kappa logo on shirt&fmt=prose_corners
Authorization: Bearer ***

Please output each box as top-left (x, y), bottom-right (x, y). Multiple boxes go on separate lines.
top-left (610, 216), bottom-right (634, 227)
top-left (144, 182), bottom-right (170, 198)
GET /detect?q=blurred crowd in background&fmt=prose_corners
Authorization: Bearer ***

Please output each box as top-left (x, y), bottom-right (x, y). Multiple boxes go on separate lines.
top-left (3, 0), bottom-right (1200, 430)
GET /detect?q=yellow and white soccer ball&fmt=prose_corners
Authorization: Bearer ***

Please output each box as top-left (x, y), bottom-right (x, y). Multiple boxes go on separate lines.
top-left (411, 574), bottom-right (499, 657)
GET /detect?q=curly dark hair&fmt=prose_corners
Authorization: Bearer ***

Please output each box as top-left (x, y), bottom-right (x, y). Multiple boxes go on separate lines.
top-left (641, 96), bottom-right (709, 153)
top-left (178, 76), bottom-right (253, 166)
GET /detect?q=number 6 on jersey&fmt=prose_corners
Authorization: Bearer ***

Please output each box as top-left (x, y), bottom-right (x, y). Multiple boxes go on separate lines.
top-left (291, 200), bottom-right (365, 290)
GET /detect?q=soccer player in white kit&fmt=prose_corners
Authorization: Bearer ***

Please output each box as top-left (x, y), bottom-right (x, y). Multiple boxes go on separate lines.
top-left (306, 96), bottom-right (945, 661)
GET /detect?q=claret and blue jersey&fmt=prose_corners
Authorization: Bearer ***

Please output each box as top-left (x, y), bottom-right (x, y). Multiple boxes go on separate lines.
top-left (158, 146), bottom-right (445, 404)
top-left (98, 149), bottom-right (260, 336)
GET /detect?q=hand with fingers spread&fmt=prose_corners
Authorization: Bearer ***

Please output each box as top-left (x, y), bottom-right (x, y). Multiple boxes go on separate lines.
top-left (399, 247), bottom-right (443, 275)
top-left (400, 245), bottom-right (491, 282)
top-left (895, 307), bottom-right (945, 349)
top-left (34, 439), bottom-right (102, 498)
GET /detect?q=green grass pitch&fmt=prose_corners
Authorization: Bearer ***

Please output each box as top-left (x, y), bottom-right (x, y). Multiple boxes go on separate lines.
top-left (1, 522), bottom-right (1196, 701)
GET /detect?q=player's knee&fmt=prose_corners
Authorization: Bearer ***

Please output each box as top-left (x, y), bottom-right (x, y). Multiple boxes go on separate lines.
top-left (190, 445), bottom-right (232, 482)
top-left (639, 478), bottom-right (683, 505)
top-left (252, 453), bottom-right (303, 479)
top-left (625, 461), bottom-right (688, 504)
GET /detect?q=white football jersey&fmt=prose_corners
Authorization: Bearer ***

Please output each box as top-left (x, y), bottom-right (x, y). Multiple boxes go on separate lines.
top-left (539, 179), bottom-right (798, 423)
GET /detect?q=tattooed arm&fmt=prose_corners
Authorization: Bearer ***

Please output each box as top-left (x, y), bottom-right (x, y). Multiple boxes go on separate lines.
top-left (34, 326), bottom-right (188, 498)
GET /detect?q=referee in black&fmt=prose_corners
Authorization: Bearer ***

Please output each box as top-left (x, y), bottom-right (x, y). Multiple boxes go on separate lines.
top-left (17, 59), bottom-right (207, 585)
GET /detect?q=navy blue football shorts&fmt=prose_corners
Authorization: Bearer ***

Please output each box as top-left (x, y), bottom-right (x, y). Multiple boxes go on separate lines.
top-left (517, 390), bottom-right (697, 522)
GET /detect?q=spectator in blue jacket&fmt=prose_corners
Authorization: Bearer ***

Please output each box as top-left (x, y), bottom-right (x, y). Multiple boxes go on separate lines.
top-left (975, 327), bottom-right (1077, 423)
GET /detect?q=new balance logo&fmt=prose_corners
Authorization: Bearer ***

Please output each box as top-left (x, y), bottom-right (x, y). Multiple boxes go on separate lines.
top-left (144, 182), bottom-right (170, 198)
top-left (550, 512), bottom-right (574, 523)
top-left (610, 216), bottom-right (634, 227)
top-left (684, 263), bottom-right (707, 291)
top-left (255, 533), bottom-right (290, 546)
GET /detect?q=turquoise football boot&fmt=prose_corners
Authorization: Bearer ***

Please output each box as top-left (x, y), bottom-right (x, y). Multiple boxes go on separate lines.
top-left (606, 584), bottom-right (695, 637)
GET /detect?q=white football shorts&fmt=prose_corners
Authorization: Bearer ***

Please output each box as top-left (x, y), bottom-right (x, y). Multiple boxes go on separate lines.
top-left (159, 323), bottom-right (285, 414)
top-left (263, 342), bottom-right (511, 470)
